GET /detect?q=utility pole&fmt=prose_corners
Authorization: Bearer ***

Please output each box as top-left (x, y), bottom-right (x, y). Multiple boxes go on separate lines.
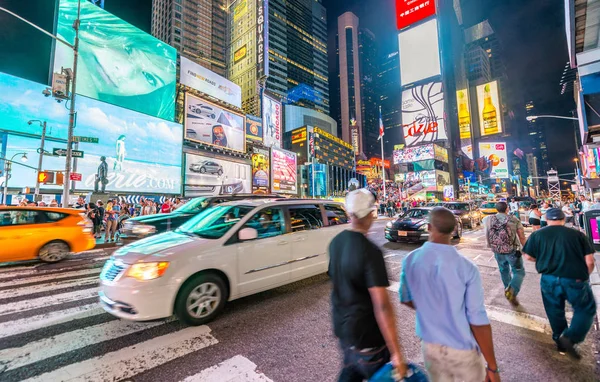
top-left (33, 121), bottom-right (47, 199)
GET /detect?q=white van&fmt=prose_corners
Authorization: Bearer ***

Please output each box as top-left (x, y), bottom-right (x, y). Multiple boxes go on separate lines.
top-left (99, 199), bottom-right (349, 325)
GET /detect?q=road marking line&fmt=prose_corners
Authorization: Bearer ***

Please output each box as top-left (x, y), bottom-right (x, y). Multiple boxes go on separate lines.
top-left (0, 317), bottom-right (174, 371)
top-left (1, 287), bottom-right (98, 315)
top-left (0, 267), bottom-right (101, 288)
top-left (182, 355), bottom-right (273, 382)
top-left (23, 325), bottom-right (219, 382)
top-left (0, 278), bottom-right (98, 299)
top-left (0, 304), bottom-right (103, 339)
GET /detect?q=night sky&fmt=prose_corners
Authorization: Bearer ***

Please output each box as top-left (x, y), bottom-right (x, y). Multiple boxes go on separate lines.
top-left (0, 0), bottom-right (575, 174)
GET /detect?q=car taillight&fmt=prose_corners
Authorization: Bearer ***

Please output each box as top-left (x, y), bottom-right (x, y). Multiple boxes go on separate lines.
top-left (78, 213), bottom-right (93, 233)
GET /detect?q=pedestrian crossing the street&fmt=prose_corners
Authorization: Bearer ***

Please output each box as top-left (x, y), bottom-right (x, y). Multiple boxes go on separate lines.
top-left (0, 257), bottom-right (273, 382)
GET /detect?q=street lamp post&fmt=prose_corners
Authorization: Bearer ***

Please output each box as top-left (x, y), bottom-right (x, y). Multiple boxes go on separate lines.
top-left (526, 115), bottom-right (578, 122)
top-left (28, 120), bottom-right (47, 199)
top-left (2, 153), bottom-right (29, 204)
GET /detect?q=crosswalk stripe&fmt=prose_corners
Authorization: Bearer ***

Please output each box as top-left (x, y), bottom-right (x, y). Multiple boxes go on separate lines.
top-left (0, 267), bottom-right (101, 288)
top-left (0, 256), bottom-right (109, 281)
top-left (0, 304), bottom-right (103, 339)
top-left (23, 325), bottom-right (219, 382)
top-left (0, 277), bottom-right (98, 299)
top-left (182, 355), bottom-right (273, 382)
top-left (0, 317), bottom-right (174, 371)
top-left (1, 287), bottom-right (98, 315)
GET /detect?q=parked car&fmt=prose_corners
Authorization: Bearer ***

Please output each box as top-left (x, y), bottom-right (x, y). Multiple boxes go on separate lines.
top-left (384, 207), bottom-right (462, 243)
top-left (120, 195), bottom-right (275, 244)
top-left (99, 199), bottom-right (350, 325)
top-left (189, 160), bottom-right (223, 176)
top-left (0, 207), bottom-right (95, 263)
top-left (443, 202), bottom-right (481, 229)
top-left (188, 104), bottom-right (216, 119)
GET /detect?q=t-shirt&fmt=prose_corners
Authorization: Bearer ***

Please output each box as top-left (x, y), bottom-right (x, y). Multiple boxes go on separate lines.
top-left (523, 226), bottom-right (594, 280)
top-left (161, 204), bottom-right (172, 213)
top-left (328, 230), bottom-right (389, 349)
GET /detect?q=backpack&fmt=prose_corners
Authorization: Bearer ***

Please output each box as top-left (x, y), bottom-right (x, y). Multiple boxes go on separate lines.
top-left (488, 215), bottom-right (513, 254)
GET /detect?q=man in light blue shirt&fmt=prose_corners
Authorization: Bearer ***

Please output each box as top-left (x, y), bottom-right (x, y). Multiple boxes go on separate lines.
top-left (400, 207), bottom-right (500, 382)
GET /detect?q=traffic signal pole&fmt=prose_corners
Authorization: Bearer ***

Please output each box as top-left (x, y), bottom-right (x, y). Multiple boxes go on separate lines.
top-left (34, 121), bottom-right (47, 198)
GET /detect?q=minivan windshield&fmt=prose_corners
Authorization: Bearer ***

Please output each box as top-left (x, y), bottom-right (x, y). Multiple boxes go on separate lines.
top-left (175, 197), bottom-right (210, 214)
top-left (444, 203), bottom-right (469, 211)
top-left (176, 204), bottom-right (254, 239)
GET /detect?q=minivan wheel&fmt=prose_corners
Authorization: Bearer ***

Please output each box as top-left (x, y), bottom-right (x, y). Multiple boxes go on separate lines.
top-left (454, 223), bottom-right (462, 239)
top-left (39, 241), bottom-right (70, 263)
top-left (175, 273), bottom-right (226, 326)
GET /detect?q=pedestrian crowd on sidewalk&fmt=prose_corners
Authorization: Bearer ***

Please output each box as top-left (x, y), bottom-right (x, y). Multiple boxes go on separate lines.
top-left (329, 190), bottom-right (597, 382)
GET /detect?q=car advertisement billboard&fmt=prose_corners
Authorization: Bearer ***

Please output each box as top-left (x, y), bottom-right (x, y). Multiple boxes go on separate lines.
top-left (478, 142), bottom-right (509, 178)
top-left (180, 56), bottom-right (242, 108)
top-left (402, 81), bottom-right (447, 147)
top-left (398, 19), bottom-right (440, 86)
top-left (184, 153), bottom-right (251, 197)
top-left (395, 0), bottom-right (436, 30)
top-left (54, 0), bottom-right (177, 121)
top-left (476, 81), bottom-right (503, 136)
top-left (262, 94), bottom-right (282, 148)
top-left (0, 72), bottom-right (183, 194)
top-left (251, 147), bottom-right (270, 194)
top-left (246, 115), bottom-right (263, 142)
top-left (185, 93), bottom-right (245, 153)
top-left (271, 147), bottom-right (297, 194)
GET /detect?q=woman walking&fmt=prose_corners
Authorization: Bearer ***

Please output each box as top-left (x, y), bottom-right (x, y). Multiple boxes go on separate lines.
top-left (528, 204), bottom-right (542, 231)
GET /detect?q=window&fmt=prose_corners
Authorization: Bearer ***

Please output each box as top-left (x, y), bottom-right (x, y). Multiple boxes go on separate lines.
top-left (175, 12), bottom-right (181, 19)
top-left (324, 204), bottom-right (349, 225)
top-left (0, 210), bottom-right (43, 226)
top-left (242, 208), bottom-right (285, 239)
top-left (289, 205), bottom-right (324, 232)
top-left (177, 205), bottom-right (254, 239)
top-left (404, 209), bottom-right (430, 219)
top-left (45, 212), bottom-right (67, 222)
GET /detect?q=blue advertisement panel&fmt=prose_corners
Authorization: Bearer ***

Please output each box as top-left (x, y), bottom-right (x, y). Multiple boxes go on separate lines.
top-left (0, 72), bottom-right (183, 194)
top-left (54, 0), bottom-right (177, 121)
top-left (309, 163), bottom-right (327, 197)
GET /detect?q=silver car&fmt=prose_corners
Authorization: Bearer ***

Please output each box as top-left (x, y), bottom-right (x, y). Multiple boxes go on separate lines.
top-left (189, 160), bottom-right (223, 176)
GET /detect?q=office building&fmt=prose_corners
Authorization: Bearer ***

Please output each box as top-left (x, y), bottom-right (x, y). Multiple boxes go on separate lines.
top-left (284, 105), bottom-right (337, 136)
top-left (151, 0), bottom-right (227, 77)
top-left (378, 51), bottom-right (402, 156)
top-left (227, 0), bottom-right (329, 116)
top-left (525, 101), bottom-right (550, 176)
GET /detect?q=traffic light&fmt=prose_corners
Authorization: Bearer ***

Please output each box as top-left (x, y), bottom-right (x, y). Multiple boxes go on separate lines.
top-left (38, 171), bottom-right (54, 184)
top-left (55, 172), bottom-right (64, 186)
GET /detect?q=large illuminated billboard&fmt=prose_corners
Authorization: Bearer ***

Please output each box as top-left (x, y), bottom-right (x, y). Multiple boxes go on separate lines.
top-left (476, 81), bottom-right (503, 136)
top-left (185, 93), bottom-right (246, 153)
top-left (246, 115), bottom-right (263, 143)
top-left (396, 0), bottom-right (436, 30)
top-left (0, 72), bottom-right (183, 194)
top-left (263, 94), bottom-right (282, 148)
top-left (54, 0), bottom-right (177, 121)
top-left (398, 19), bottom-right (441, 86)
top-left (184, 153), bottom-right (251, 197)
top-left (478, 142), bottom-right (509, 178)
top-left (252, 147), bottom-right (270, 194)
top-left (180, 56), bottom-right (242, 108)
top-left (271, 147), bottom-right (297, 194)
top-left (402, 81), bottom-right (447, 147)
top-left (393, 143), bottom-right (448, 164)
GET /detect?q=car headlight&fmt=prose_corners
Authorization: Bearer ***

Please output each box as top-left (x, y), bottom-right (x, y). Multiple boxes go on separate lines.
top-left (132, 224), bottom-right (156, 235)
top-left (126, 262), bottom-right (170, 281)
top-left (386, 221), bottom-right (393, 228)
top-left (418, 225), bottom-right (428, 231)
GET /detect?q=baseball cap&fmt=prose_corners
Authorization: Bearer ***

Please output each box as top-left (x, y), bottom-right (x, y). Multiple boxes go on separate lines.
top-left (345, 189), bottom-right (377, 219)
top-left (546, 208), bottom-right (565, 221)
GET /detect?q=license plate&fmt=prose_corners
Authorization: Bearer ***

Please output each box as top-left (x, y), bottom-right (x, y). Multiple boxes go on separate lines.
top-left (398, 231), bottom-right (408, 237)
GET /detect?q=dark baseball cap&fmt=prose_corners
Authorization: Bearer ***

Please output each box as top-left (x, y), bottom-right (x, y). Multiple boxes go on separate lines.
top-left (546, 208), bottom-right (565, 221)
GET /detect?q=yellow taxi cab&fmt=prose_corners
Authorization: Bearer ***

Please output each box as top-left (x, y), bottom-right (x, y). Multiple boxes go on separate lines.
top-left (0, 206), bottom-right (95, 263)
top-left (479, 201), bottom-right (498, 216)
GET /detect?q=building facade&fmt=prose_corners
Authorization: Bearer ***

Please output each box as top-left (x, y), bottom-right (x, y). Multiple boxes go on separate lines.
top-left (284, 105), bottom-right (337, 135)
top-left (378, 51), bottom-right (402, 156)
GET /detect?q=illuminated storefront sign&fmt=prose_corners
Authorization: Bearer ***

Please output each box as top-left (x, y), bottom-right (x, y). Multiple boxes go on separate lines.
top-left (256, 0), bottom-right (269, 78)
top-left (234, 45), bottom-right (247, 64)
top-left (395, 0), bottom-right (436, 30)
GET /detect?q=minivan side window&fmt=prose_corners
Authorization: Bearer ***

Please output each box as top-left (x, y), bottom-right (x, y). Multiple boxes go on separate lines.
top-left (324, 204), bottom-right (349, 225)
top-left (289, 205), bottom-right (324, 232)
top-left (242, 208), bottom-right (285, 239)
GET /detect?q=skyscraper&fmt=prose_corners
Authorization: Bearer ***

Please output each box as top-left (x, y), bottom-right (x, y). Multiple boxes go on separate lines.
top-left (151, 0), bottom-right (227, 76)
top-left (378, 51), bottom-right (402, 156)
top-left (227, 0), bottom-right (329, 116)
top-left (525, 101), bottom-right (550, 175)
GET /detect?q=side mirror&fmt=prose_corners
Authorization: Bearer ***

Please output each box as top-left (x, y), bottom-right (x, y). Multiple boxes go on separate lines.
top-left (239, 227), bottom-right (258, 241)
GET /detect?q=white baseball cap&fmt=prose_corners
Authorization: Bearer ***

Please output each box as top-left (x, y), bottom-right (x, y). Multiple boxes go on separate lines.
top-left (345, 189), bottom-right (377, 219)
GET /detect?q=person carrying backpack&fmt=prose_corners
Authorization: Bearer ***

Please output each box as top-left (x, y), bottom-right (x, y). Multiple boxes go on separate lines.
top-left (483, 201), bottom-right (527, 306)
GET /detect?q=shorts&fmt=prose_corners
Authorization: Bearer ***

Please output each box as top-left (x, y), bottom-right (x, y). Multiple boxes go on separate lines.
top-left (422, 342), bottom-right (485, 382)
top-left (529, 217), bottom-right (541, 226)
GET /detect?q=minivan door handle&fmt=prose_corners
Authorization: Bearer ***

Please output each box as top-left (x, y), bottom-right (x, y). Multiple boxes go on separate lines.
top-left (293, 237), bottom-right (306, 242)
top-left (277, 241), bottom-right (288, 246)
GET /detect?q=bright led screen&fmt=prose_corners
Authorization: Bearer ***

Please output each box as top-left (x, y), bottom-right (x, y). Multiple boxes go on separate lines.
top-left (398, 18), bottom-right (441, 86)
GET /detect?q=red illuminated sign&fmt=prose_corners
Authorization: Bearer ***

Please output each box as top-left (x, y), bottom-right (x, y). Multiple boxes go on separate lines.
top-left (396, 0), bottom-right (436, 30)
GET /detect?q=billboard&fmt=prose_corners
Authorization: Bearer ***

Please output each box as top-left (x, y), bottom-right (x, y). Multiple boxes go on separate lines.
top-left (479, 142), bottom-right (509, 178)
top-left (263, 94), bottom-right (282, 148)
top-left (309, 163), bottom-right (327, 197)
top-left (54, 0), bottom-right (177, 121)
top-left (185, 94), bottom-right (245, 153)
top-left (396, 0), bottom-right (436, 30)
top-left (184, 153), bottom-right (251, 197)
top-left (271, 147), bottom-right (297, 194)
top-left (457, 89), bottom-right (472, 140)
top-left (256, 0), bottom-right (269, 78)
top-left (233, 0), bottom-right (248, 21)
top-left (402, 81), bottom-right (447, 146)
top-left (246, 115), bottom-right (263, 142)
top-left (393, 143), bottom-right (447, 164)
top-left (234, 45), bottom-right (247, 64)
top-left (434, 145), bottom-right (449, 163)
top-left (252, 147), bottom-right (270, 194)
top-left (0, 72), bottom-right (183, 194)
top-left (180, 56), bottom-right (242, 108)
top-left (398, 19), bottom-right (440, 86)
top-left (476, 81), bottom-right (503, 136)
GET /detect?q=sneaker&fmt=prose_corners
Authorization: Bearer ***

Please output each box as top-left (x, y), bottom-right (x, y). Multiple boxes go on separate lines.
top-left (556, 343), bottom-right (567, 354)
top-left (504, 286), bottom-right (519, 306)
top-left (557, 335), bottom-right (581, 360)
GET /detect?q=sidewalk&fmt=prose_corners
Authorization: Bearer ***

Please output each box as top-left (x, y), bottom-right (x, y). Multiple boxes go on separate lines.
top-left (94, 236), bottom-right (119, 249)
top-left (592, 254), bottom-right (600, 307)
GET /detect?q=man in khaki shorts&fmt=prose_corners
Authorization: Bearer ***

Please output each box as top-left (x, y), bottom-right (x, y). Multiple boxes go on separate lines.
top-left (400, 207), bottom-right (500, 381)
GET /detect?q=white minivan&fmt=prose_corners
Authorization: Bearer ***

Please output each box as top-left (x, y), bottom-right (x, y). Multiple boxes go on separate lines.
top-left (99, 199), bottom-right (349, 325)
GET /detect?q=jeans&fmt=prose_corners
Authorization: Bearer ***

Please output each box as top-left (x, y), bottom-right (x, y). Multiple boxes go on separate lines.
top-left (494, 252), bottom-right (525, 296)
top-left (540, 274), bottom-right (597, 344)
top-left (422, 342), bottom-right (485, 382)
top-left (338, 343), bottom-right (390, 382)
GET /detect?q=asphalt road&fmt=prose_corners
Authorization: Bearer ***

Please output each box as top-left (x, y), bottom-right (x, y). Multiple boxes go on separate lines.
top-left (0, 220), bottom-right (598, 381)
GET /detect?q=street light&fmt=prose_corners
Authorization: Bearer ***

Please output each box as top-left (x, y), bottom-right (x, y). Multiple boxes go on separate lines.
top-left (526, 115), bottom-right (579, 122)
top-left (2, 152), bottom-right (29, 204)
top-left (28, 120), bottom-right (47, 198)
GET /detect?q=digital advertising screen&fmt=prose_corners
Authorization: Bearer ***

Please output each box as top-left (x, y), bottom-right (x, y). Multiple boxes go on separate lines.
top-left (271, 147), bottom-right (297, 194)
top-left (246, 115), bottom-right (263, 143)
top-left (262, 94), bottom-right (282, 148)
top-left (457, 88), bottom-right (472, 140)
top-left (0, 72), bottom-right (183, 194)
top-left (434, 144), bottom-right (449, 163)
top-left (180, 56), bottom-right (242, 108)
top-left (478, 142), bottom-right (509, 178)
top-left (396, 0), bottom-right (436, 30)
top-left (54, 0), bottom-right (177, 121)
top-left (476, 81), bottom-right (503, 136)
top-left (393, 144), bottom-right (434, 164)
top-left (309, 163), bottom-right (327, 197)
top-left (402, 81), bottom-right (447, 147)
top-left (185, 93), bottom-right (245, 153)
top-left (252, 147), bottom-right (270, 194)
top-left (184, 153), bottom-right (251, 197)
top-left (398, 18), bottom-right (441, 86)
